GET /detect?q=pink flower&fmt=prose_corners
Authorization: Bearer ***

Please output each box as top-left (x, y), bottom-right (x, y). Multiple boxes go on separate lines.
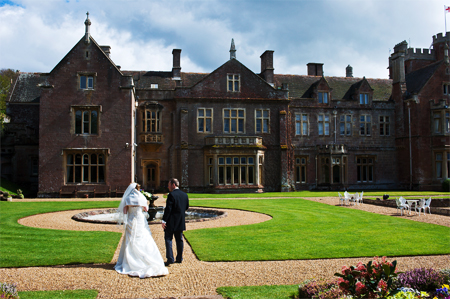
top-left (377, 279), bottom-right (388, 291)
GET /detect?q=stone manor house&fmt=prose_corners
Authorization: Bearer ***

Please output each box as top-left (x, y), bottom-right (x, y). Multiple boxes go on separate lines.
top-left (2, 14), bottom-right (449, 197)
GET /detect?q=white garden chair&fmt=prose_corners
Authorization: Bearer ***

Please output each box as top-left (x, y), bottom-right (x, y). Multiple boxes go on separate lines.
top-left (417, 197), bottom-right (432, 215)
top-left (338, 192), bottom-right (346, 206)
top-left (396, 197), bottom-right (410, 216)
top-left (354, 191), bottom-right (364, 205)
top-left (344, 191), bottom-right (353, 205)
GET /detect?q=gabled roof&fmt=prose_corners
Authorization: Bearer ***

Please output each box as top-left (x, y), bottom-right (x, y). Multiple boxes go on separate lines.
top-left (8, 73), bottom-right (46, 103)
top-left (49, 35), bottom-right (123, 76)
top-left (405, 60), bottom-right (443, 95)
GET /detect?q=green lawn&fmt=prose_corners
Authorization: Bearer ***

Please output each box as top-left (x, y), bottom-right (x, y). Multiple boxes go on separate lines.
top-left (0, 201), bottom-right (121, 268)
top-left (18, 289), bottom-right (98, 299)
top-left (185, 198), bottom-right (450, 261)
top-left (216, 284), bottom-right (299, 299)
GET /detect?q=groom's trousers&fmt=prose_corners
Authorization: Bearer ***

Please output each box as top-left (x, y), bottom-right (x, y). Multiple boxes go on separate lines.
top-left (164, 229), bottom-right (184, 263)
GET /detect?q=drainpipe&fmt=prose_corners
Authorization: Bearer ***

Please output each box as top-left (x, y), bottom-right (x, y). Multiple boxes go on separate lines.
top-left (315, 155), bottom-right (318, 189)
top-left (408, 102), bottom-right (412, 190)
top-left (333, 109), bottom-right (337, 144)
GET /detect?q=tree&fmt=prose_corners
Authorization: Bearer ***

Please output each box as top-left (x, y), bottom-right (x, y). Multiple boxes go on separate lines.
top-left (0, 69), bottom-right (19, 134)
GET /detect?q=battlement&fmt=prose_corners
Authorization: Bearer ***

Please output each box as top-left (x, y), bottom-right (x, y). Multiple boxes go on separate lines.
top-left (405, 47), bottom-right (435, 61)
top-left (433, 32), bottom-right (450, 44)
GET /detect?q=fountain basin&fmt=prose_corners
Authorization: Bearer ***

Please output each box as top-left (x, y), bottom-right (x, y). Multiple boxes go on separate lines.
top-left (72, 207), bottom-right (226, 225)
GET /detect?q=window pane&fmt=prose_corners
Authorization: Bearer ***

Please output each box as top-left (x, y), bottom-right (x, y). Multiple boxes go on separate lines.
top-left (91, 166), bottom-right (97, 183)
top-left (91, 111), bottom-right (97, 134)
top-left (219, 166), bottom-right (224, 184)
top-left (80, 76), bottom-right (86, 89)
top-left (98, 166), bottom-right (105, 182)
top-left (233, 167), bottom-right (239, 184)
top-left (241, 166), bottom-right (246, 184)
top-left (67, 154), bottom-right (73, 164)
top-left (205, 119), bottom-right (211, 132)
top-left (91, 154), bottom-right (97, 164)
top-left (239, 110), bottom-right (244, 117)
top-left (75, 166), bottom-right (81, 183)
top-left (256, 119), bottom-right (261, 132)
top-left (198, 118), bottom-right (204, 132)
top-left (248, 166), bottom-right (254, 184)
top-left (302, 123), bottom-right (308, 135)
top-left (226, 166), bottom-right (232, 184)
top-left (346, 123), bottom-right (351, 135)
top-left (98, 154), bottom-right (104, 164)
top-left (231, 119), bottom-right (237, 132)
top-left (325, 122), bottom-right (329, 135)
top-left (75, 154), bottom-right (82, 164)
top-left (88, 77), bottom-right (93, 88)
top-left (206, 109), bottom-right (211, 117)
top-left (263, 110), bottom-right (269, 117)
top-left (324, 93), bottom-right (328, 103)
top-left (75, 111), bottom-right (82, 134)
top-left (319, 123), bottom-right (323, 135)
top-left (263, 119), bottom-right (269, 132)
top-left (67, 166), bottom-right (73, 183)
top-left (248, 157), bottom-right (254, 164)
top-left (241, 157), bottom-right (246, 164)
top-left (198, 109), bottom-right (204, 117)
top-left (233, 157), bottom-right (239, 164)
top-left (226, 157), bottom-right (232, 164)
top-left (83, 111), bottom-right (90, 133)
top-left (234, 81), bottom-right (239, 91)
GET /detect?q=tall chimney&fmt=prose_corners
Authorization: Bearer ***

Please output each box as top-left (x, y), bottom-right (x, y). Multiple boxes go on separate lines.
top-left (346, 65), bottom-right (353, 77)
top-left (307, 63), bottom-right (323, 76)
top-left (390, 41), bottom-right (407, 83)
top-left (260, 50), bottom-right (274, 86)
top-left (172, 49), bottom-right (182, 79)
top-left (230, 39), bottom-right (236, 60)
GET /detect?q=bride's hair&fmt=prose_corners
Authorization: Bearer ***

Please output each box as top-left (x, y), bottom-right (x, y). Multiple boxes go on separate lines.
top-left (135, 183), bottom-right (141, 190)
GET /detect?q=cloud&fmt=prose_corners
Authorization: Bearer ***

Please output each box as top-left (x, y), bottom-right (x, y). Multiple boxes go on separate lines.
top-left (0, 0), bottom-right (447, 79)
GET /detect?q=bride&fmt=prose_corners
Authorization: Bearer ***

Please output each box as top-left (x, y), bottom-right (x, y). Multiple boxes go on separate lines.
top-left (114, 183), bottom-right (168, 278)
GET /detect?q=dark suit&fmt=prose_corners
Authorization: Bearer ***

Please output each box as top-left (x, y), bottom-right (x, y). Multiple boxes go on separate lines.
top-left (162, 188), bottom-right (189, 263)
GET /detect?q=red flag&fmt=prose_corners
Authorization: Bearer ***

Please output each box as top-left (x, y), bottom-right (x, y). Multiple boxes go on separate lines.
top-left (446, 5), bottom-right (450, 12)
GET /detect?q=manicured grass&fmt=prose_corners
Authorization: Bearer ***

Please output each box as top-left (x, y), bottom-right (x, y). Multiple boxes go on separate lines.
top-left (0, 177), bottom-right (32, 196)
top-left (18, 289), bottom-right (98, 299)
top-left (216, 284), bottom-right (298, 299)
top-left (187, 191), bottom-right (449, 198)
top-left (0, 201), bottom-right (122, 268)
top-left (185, 198), bottom-right (450, 261)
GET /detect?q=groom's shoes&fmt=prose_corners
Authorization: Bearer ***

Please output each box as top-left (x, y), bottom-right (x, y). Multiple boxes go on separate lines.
top-left (175, 260), bottom-right (182, 264)
top-left (164, 261), bottom-right (173, 267)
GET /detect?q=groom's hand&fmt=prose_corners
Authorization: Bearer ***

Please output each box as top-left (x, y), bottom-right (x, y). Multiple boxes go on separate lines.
top-left (161, 222), bottom-right (166, 230)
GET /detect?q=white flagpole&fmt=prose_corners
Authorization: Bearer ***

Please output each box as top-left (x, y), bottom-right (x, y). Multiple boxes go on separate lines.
top-left (444, 5), bottom-right (447, 35)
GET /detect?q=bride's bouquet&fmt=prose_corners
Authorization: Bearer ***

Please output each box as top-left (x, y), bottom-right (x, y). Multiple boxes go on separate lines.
top-left (140, 189), bottom-right (152, 201)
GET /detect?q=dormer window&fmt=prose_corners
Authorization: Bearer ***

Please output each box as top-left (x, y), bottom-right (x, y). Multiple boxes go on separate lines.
top-left (151, 84), bottom-right (158, 89)
top-left (318, 92), bottom-right (328, 104)
top-left (360, 93), bottom-right (369, 105)
top-left (227, 74), bottom-right (240, 92)
top-left (79, 74), bottom-right (94, 90)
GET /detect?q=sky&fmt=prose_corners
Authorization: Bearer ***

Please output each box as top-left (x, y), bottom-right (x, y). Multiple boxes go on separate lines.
top-left (0, 0), bottom-right (448, 79)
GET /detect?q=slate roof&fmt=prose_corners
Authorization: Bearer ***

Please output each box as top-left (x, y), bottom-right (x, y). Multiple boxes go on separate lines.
top-left (405, 60), bottom-right (442, 94)
top-left (274, 75), bottom-right (392, 101)
top-left (8, 73), bottom-right (47, 103)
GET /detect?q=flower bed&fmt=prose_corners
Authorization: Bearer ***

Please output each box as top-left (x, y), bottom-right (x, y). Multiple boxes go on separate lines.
top-left (298, 257), bottom-right (450, 299)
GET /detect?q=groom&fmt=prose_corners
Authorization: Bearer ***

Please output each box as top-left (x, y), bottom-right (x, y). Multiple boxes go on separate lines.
top-left (161, 178), bottom-right (189, 266)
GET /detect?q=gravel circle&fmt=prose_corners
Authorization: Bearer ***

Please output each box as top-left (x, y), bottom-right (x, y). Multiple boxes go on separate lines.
top-left (1, 195), bottom-right (449, 299)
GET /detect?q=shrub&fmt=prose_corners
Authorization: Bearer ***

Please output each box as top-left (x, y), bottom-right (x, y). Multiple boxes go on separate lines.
top-left (0, 282), bottom-right (19, 299)
top-left (16, 189), bottom-right (24, 199)
top-left (395, 268), bottom-right (446, 293)
top-left (335, 256), bottom-right (399, 298)
top-left (298, 279), bottom-right (344, 299)
top-left (443, 178), bottom-right (450, 192)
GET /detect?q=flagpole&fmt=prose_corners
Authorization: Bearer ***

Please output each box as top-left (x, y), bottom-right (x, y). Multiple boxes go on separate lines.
top-left (446, 5), bottom-right (448, 33)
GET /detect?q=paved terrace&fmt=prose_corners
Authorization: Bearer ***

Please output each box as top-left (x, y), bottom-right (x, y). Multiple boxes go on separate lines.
top-left (0, 196), bottom-right (449, 299)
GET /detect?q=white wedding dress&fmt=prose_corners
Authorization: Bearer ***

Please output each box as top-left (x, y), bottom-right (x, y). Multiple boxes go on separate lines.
top-left (115, 206), bottom-right (168, 278)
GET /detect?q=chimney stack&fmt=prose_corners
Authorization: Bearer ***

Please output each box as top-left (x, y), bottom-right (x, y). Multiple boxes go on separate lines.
top-left (307, 63), bottom-right (323, 76)
top-left (101, 46), bottom-right (111, 58)
top-left (172, 49), bottom-right (182, 80)
top-left (260, 50), bottom-right (274, 86)
top-left (346, 65), bottom-right (353, 77)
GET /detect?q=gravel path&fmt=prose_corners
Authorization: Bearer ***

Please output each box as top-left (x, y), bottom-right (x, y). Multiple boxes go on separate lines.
top-left (1, 196), bottom-right (449, 299)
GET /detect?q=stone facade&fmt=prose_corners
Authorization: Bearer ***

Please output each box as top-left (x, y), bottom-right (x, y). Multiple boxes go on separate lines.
top-left (2, 15), bottom-right (449, 196)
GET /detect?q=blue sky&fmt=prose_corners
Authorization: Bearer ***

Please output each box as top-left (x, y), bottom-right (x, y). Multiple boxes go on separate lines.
top-left (0, 0), bottom-right (447, 78)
